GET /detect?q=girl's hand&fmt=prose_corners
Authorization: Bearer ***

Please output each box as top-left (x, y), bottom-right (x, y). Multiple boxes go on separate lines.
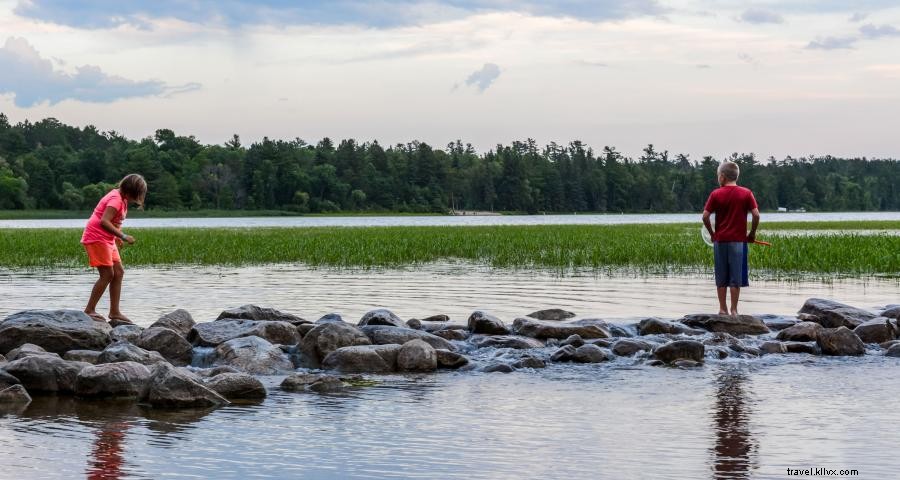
top-left (115, 237), bottom-right (123, 248)
top-left (123, 235), bottom-right (135, 245)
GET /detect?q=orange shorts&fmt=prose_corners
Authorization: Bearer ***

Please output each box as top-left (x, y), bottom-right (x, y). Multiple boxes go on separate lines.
top-left (83, 242), bottom-right (121, 267)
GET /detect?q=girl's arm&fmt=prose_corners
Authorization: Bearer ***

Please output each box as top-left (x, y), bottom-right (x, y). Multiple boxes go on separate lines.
top-left (99, 206), bottom-right (135, 244)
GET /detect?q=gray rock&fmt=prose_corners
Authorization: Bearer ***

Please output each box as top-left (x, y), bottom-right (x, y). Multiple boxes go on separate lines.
top-left (784, 342), bottom-right (820, 355)
top-left (527, 309), bottom-right (576, 321)
top-left (483, 363), bottom-right (515, 373)
top-left (672, 359), bottom-right (703, 368)
top-left (98, 341), bottom-right (168, 366)
top-left (138, 327), bottom-right (194, 366)
top-left (799, 298), bottom-right (878, 329)
top-left (853, 318), bottom-right (897, 344)
top-left (637, 317), bottom-right (700, 336)
top-left (418, 314), bottom-right (450, 322)
top-left (2, 355), bottom-right (90, 393)
top-left (0, 353), bottom-right (4, 364)
top-left (513, 317), bottom-right (610, 340)
top-left (606, 323), bottom-right (634, 338)
top-left (612, 339), bottom-right (652, 356)
top-left (145, 363), bottom-right (229, 408)
top-left (589, 338), bottom-right (614, 348)
top-left (776, 321), bottom-right (823, 342)
top-left (885, 343), bottom-right (900, 358)
top-left (881, 340), bottom-right (900, 350)
top-left (213, 336), bottom-right (293, 375)
top-left (472, 335), bottom-right (545, 350)
top-left (652, 340), bottom-right (704, 364)
top-left (321, 344), bottom-right (401, 374)
top-left (680, 314), bottom-right (770, 335)
top-left (195, 365), bottom-right (241, 377)
top-left (0, 369), bottom-right (20, 390)
top-left (512, 356), bottom-right (546, 369)
top-left (74, 361), bottom-right (152, 398)
top-left (435, 350), bottom-right (469, 369)
top-left (216, 305), bottom-right (308, 326)
top-left (550, 345), bottom-right (577, 362)
top-left (109, 325), bottom-right (144, 344)
top-left (205, 373), bottom-right (266, 400)
top-left (189, 320), bottom-right (300, 347)
top-left (0, 310), bottom-right (111, 355)
top-left (397, 339), bottom-right (437, 372)
top-left (882, 306), bottom-right (900, 320)
top-left (817, 327), bottom-right (865, 356)
top-left (406, 319), bottom-right (422, 330)
top-left (416, 322), bottom-right (462, 333)
top-left (299, 322), bottom-right (372, 367)
top-left (281, 373), bottom-right (347, 392)
top-left (433, 329), bottom-right (470, 341)
top-left (0, 384), bottom-right (31, 405)
top-left (150, 309), bottom-right (196, 337)
top-left (574, 344), bottom-right (614, 363)
top-left (760, 315), bottom-right (798, 331)
top-left (6, 343), bottom-right (57, 361)
top-left (360, 325), bottom-right (454, 351)
top-left (297, 324), bottom-right (315, 337)
top-left (358, 309), bottom-right (405, 328)
top-left (759, 341), bottom-right (788, 354)
top-left (315, 313), bottom-right (345, 324)
top-left (560, 334), bottom-right (585, 348)
top-left (468, 311), bottom-right (510, 335)
top-left (307, 376), bottom-right (350, 393)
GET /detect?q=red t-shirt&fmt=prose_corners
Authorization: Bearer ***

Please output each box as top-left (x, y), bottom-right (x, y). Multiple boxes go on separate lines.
top-left (703, 185), bottom-right (758, 242)
top-left (81, 189), bottom-right (127, 245)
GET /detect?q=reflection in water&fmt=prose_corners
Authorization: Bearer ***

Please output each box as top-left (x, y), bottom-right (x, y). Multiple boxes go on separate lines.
top-left (712, 368), bottom-right (757, 479)
top-left (87, 421), bottom-right (128, 480)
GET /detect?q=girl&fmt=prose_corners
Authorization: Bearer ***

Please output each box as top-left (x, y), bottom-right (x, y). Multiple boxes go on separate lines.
top-left (81, 173), bottom-right (147, 325)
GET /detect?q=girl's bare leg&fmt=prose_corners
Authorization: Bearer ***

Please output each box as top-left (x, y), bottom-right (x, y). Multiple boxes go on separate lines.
top-left (85, 266), bottom-right (114, 320)
top-left (107, 262), bottom-right (131, 323)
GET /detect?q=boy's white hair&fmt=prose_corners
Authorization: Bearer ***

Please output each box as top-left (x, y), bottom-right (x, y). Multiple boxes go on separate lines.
top-left (717, 161), bottom-right (740, 181)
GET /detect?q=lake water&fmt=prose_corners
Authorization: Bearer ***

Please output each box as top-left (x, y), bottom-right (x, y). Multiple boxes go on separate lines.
top-left (2, 211), bottom-right (899, 229)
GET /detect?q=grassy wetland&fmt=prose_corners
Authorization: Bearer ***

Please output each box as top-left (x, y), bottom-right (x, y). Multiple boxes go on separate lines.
top-left (1, 221), bottom-right (898, 276)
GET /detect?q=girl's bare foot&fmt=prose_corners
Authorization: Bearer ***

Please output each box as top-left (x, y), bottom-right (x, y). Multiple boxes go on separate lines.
top-left (730, 310), bottom-right (739, 317)
top-left (718, 310), bottom-right (729, 315)
top-left (85, 311), bottom-right (108, 322)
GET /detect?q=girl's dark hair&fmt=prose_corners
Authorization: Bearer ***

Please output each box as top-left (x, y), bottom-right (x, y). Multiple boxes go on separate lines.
top-left (118, 174), bottom-right (148, 207)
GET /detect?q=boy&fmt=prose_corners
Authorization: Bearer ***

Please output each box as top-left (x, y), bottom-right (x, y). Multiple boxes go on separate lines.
top-left (702, 161), bottom-right (760, 316)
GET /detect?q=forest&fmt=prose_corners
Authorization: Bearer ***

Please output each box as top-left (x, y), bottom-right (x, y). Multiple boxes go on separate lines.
top-left (0, 114), bottom-right (897, 213)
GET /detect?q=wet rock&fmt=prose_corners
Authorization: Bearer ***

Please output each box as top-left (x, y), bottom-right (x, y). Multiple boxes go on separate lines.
top-left (483, 363), bottom-right (515, 373)
top-left (2, 355), bottom-right (90, 393)
top-left (109, 325), bottom-right (144, 344)
top-left (307, 376), bottom-right (350, 393)
top-left (512, 356), bottom-right (546, 369)
top-left (776, 322), bottom-right (823, 342)
top-left (882, 306), bottom-right (900, 320)
top-left (150, 309), bottom-right (196, 337)
top-left (216, 305), bottom-right (308, 326)
top-left (138, 327), bottom-right (194, 366)
top-left (189, 320), bottom-right (300, 347)
top-left (759, 315), bottom-right (798, 331)
top-left (673, 359), bottom-right (703, 368)
top-left (612, 339), bottom-right (652, 357)
top-left (853, 318), bottom-right (897, 344)
top-left (512, 317), bottom-right (610, 340)
top-left (606, 323), bottom-right (634, 338)
top-left (195, 365), bottom-right (241, 378)
top-left (299, 322), bottom-right (372, 367)
top-left (881, 340), bottom-right (900, 350)
top-left (637, 318), bottom-right (701, 336)
top-left (589, 338), bottom-right (614, 348)
top-left (145, 363), bottom-right (229, 408)
top-left (574, 344), bottom-right (614, 363)
top-left (296, 324), bottom-right (316, 337)
top-left (435, 350), bottom-right (469, 369)
top-left (816, 327), bottom-right (865, 356)
top-left (433, 329), bottom-right (470, 341)
top-left (0, 310), bottom-right (111, 355)
top-left (98, 341), bottom-right (167, 366)
top-left (527, 309), bottom-right (576, 321)
top-left (6, 343), bottom-right (57, 361)
top-left (550, 345), bottom-right (577, 362)
top-left (204, 373), bottom-right (266, 400)
top-left (784, 342), bottom-right (820, 355)
top-left (360, 325), bottom-right (454, 351)
top-left (281, 373), bottom-right (348, 393)
top-left (472, 335), bottom-right (545, 350)
top-left (0, 353), bottom-right (5, 365)
top-left (316, 313), bottom-right (345, 324)
top-left (560, 334), bottom-right (585, 348)
top-left (652, 340), bottom-right (704, 364)
top-left (760, 341), bottom-right (787, 354)
top-left (321, 344), bottom-right (401, 374)
top-left (0, 369), bottom-right (20, 390)
top-left (680, 314), bottom-right (770, 335)
top-left (74, 361), bottom-right (152, 398)
top-left (213, 336), bottom-right (293, 375)
top-left (885, 343), bottom-right (900, 358)
top-left (0, 384), bottom-right (31, 405)
top-left (799, 298), bottom-right (877, 329)
top-left (419, 314), bottom-right (450, 323)
top-left (417, 322), bottom-right (459, 333)
top-left (468, 311), bottom-right (510, 335)
top-left (358, 309), bottom-right (405, 328)
top-left (397, 339), bottom-right (437, 372)
top-left (406, 319), bottom-right (422, 330)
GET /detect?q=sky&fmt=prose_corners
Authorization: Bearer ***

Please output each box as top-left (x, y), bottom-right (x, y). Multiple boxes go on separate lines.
top-left (1, 0), bottom-right (899, 159)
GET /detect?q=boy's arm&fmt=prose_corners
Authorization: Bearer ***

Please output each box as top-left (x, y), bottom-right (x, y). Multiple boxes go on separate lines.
top-left (747, 208), bottom-right (760, 242)
top-left (702, 210), bottom-right (715, 238)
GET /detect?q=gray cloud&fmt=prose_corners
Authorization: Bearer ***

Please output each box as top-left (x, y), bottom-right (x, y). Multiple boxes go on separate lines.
top-left (738, 8), bottom-right (784, 24)
top-left (860, 23), bottom-right (900, 38)
top-left (737, 52), bottom-right (759, 66)
top-left (805, 36), bottom-right (858, 50)
top-left (0, 37), bottom-right (199, 107)
top-left (464, 63), bottom-right (501, 92)
top-left (849, 12), bottom-right (869, 22)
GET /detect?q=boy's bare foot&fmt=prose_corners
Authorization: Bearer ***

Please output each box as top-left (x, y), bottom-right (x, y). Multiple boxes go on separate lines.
top-left (730, 310), bottom-right (739, 317)
top-left (85, 311), bottom-right (107, 322)
top-left (718, 310), bottom-right (729, 315)
top-left (108, 314), bottom-right (135, 326)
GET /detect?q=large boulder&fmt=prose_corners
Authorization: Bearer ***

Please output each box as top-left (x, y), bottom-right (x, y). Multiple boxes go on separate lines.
top-left (204, 373), bottom-right (266, 400)
top-left (0, 370), bottom-right (20, 390)
top-left (212, 336), bottom-right (293, 375)
top-left (853, 318), bottom-right (897, 344)
top-left (512, 317), bottom-right (610, 340)
top-left (358, 309), bottom-right (405, 328)
top-left (0, 310), bottom-right (111, 354)
top-left (138, 327), bottom-right (194, 366)
top-left (759, 341), bottom-right (788, 355)
top-left (799, 298), bottom-right (878, 329)
top-left (468, 311), bottom-right (510, 335)
top-left (216, 305), bottom-right (308, 326)
top-left (315, 313), bottom-right (345, 324)
top-left (360, 326), bottom-right (454, 351)
top-left (527, 309), bottom-right (576, 321)
top-left (109, 325), bottom-right (144, 344)
top-left (436, 350), bottom-right (469, 369)
top-left (6, 343), bottom-right (57, 361)
top-left (776, 322), bottom-right (823, 342)
top-left (2, 355), bottom-right (90, 393)
top-left (816, 327), bottom-right (865, 356)
top-left (299, 322), bottom-right (372, 367)
top-left (281, 373), bottom-right (349, 393)
top-left (573, 344), bottom-right (614, 363)
top-left (784, 342), bottom-right (820, 355)
top-left (637, 318), bottom-right (701, 336)
top-left (97, 341), bottom-right (167, 366)
top-left (0, 385), bottom-right (31, 405)
top-left (652, 340), bottom-right (704, 364)
top-left (397, 339), bottom-right (437, 372)
top-left (189, 320), bottom-right (300, 347)
top-left (149, 309), bottom-right (196, 337)
top-left (612, 339), bottom-right (652, 357)
top-left (433, 329), bottom-right (470, 341)
top-left (74, 361), bottom-right (152, 398)
top-left (472, 335), bottom-right (545, 350)
top-left (550, 345), bottom-right (577, 362)
top-left (321, 344), bottom-right (401, 374)
top-left (145, 363), bottom-right (229, 408)
top-left (885, 343), bottom-right (900, 358)
top-left (882, 306), bottom-right (900, 320)
top-left (680, 314), bottom-right (770, 336)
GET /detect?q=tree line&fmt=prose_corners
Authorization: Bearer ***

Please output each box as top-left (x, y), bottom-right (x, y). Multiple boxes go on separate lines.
top-left (0, 114), bottom-right (897, 213)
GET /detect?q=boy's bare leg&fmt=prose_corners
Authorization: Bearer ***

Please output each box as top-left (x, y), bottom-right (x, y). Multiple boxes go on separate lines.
top-left (107, 262), bottom-right (132, 323)
top-left (85, 266), bottom-right (114, 321)
top-left (729, 287), bottom-right (741, 316)
top-left (717, 287), bottom-right (728, 315)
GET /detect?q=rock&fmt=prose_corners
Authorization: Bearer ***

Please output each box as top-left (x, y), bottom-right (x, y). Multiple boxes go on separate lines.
top-left (574, 344), bottom-right (614, 363)
top-left (0, 384), bottom-right (31, 404)
top-left (550, 345), bottom-right (577, 362)
top-left (418, 314), bottom-right (450, 322)
top-left (397, 339), bottom-right (437, 372)
top-left (606, 323), bottom-right (634, 338)
top-left (150, 309), bottom-right (196, 337)
top-left (281, 373), bottom-right (346, 392)
top-left (472, 335), bottom-right (544, 350)
top-left (6, 343), bottom-right (57, 361)
top-left (652, 340), bottom-right (704, 364)
top-left (611, 339), bottom-right (652, 356)
top-left (205, 373), bottom-right (266, 400)
top-left (799, 298), bottom-right (878, 329)
top-left (307, 376), bottom-right (350, 393)
top-left (776, 321), bottom-right (823, 342)
top-left (0, 369), bottom-right (20, 390)
top-left (560, 334), bottom-right (585, 348)
top-left (196, 365), bottom-right (241, 377)
top-left (672, 359), bottom-right (703, 368)
top-left (2, 355), bottom-right (89, 393)
top-left (109, 325), bottom-right (144, 344)
top-left (784, 342), bottom-right (820, 355)
top-left (512, 356), bottom-right (546, 369)
top-left (680, 314), bottom-right (770, 335)
top-left (216, 305), bottom-right (307, 326)
top-left (406, 319), bottom-right (422, 330)
top-left (316, 313), bottom-right (345, 324)
top-left (189, 320), bottom-right (300, 347)
top-left (0, 353), bottom-right (4, 364)
top-left (0, 310), bottom-right (112, 355)
top-left (358, 309), bottom-right (405, 328)
top-left (321, 344), bottom-right (401, 374)
top-left (885, 344), bottom-right (900, 358)
top-left (145, 363), bottom-right (229, 408)
top-left (433, 329), bottom-right (470, 341)
top-left (98, 341), bottom-right (167, 366)
top-left (527, 309), bottom-right (576, 321)
top-left (213, 336), bottom-right (293, 375)
top-left (360, 325), bottom-right (454, 351)
top-left (483, 363), bottom-right (515, 373)
top-left (759, 315), bottom-right (797, 331)
top-left (637, 318), bottom-right (699, 336)
top-left (853, 318), bottom-right (897, 344)
top-left (817, 327), bottom-right (866, 356)
top-left (882, 306), bottom-right (900, 320)
top-left (513, 317), bottom-right (610, 340)
top-left (468, 311), bottom-right (510, 335)
top-left (759, 341), bottom-right (787, 354)
top-left (299, 322), bottom-right (372, 367)
top-left (416, 322), bottom-right (461, 333)
top-left (882, 340), bottom-right (900, 350)
top-left (74, 361), bottom-right (152, 398)
top-left (296, 324), bottom-right (315, 337)
top-left (137, 327), bottom-right (194, 366)
top-left (589, 339), bottom-right (614, 348)
top-left (435, 350), bottom-right (469, 369)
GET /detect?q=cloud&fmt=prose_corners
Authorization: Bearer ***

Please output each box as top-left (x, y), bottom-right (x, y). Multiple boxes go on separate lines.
top-left (805, 36), bottom-right (858, 50)
top-left (849, 12), bottom-right (869, 22)
top-left (0, 37), bottom-right (198, 107)
top-left (738, 8), bottom-right (784, 25)
top-left (859, 23), bottom-right (900, 38)
top-left (464, 63), bottom-right (501, 92)
top-left (737, 52), bottom-right (758, 66)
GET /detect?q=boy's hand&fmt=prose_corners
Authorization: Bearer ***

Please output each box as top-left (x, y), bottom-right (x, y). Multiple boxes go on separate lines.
top-left (747, 232), bottom-right (756, 243)
top-left (124, 235), bottom-right (135, 245)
